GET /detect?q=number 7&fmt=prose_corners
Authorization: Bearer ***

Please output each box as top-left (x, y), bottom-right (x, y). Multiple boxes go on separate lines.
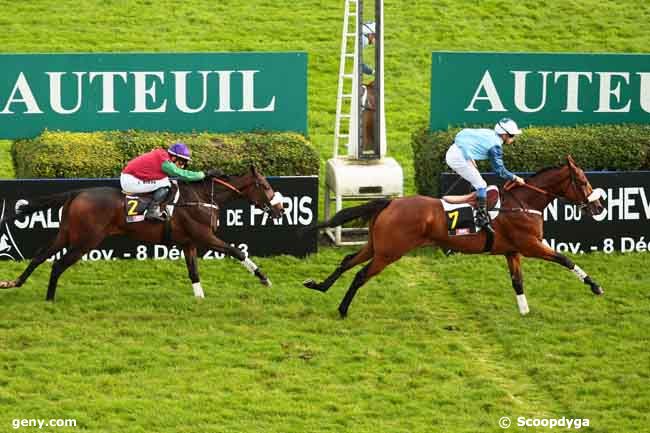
top-left (449, 210), bottom-right (459, 229)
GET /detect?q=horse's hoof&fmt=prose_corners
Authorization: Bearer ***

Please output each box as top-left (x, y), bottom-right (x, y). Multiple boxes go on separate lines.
top-left (303, 279), bottom-right (318, 289)
top-left (592, 286), bottom-right (604, 295)
top-left (261, 278), bottom-right (272, 288)
top-left (338, 307), bottom-right (348, 319)
top-left (0, 280), bottom-right (16, 289)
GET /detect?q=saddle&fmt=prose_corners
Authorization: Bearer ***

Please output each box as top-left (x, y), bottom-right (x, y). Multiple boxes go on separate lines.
top-left (442, 185), bottom-right (500, 208)
top-left (123, 182), bottom-right (179, 223)
top-left (441, 186), bottom-right (501, 236)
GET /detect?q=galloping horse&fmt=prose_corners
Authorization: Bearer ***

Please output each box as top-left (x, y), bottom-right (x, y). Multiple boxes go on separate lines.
top-left (304, 156), bottom-right (605, 317)
top-left (0, 167), bottom-right (284, 301)
top-left (361, 80), bottom-right (377, 152)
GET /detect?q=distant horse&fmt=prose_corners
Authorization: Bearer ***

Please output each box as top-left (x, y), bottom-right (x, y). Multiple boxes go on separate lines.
top-left (361, 80), bottom-right (377, 152)
top-left (0, 167), bottom-right (284, 301)
top-left (304, 156), bottom-right (605, 317)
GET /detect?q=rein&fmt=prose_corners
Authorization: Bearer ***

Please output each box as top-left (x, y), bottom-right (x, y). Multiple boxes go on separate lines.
top-left (491, 207), bottom-right (543, 216)
top-left (498, 180), bottom-right (556, 217)
top-left (212, 177), bottom-right (244, 195)
top-left (177, 177), bottom-right (243, 208)
top-left (504, 180), bottom-right (558, 198)
top-left (174, 175), bottom-right (282, 229)
top-left (176, 177), bottom-right (244, 233)
top-left (500, 167), bottom-right (594, 214)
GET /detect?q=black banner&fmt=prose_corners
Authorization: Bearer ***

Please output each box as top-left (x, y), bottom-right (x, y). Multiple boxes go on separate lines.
top-left (440, 171), bottom-right (650, 254)
top-left (0, 177), bottom-right (318, 261)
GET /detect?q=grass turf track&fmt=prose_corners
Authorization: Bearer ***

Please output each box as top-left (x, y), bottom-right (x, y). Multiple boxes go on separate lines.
top-left (1, 249), bottom-right (649, 432)
top-left (1, 1), bottom-right (650, 432)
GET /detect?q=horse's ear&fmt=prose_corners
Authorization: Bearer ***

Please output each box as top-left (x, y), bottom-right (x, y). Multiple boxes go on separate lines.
top-left (567, 154), bottom-right (576, 165)
top-left (250, 165), bottom-right (257, 176)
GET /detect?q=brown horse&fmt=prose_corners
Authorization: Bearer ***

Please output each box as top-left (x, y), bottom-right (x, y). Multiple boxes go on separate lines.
top-left (304, 156), bottom-right (605, 317)
top-left (361, 80), bottom-right (377, 152)
top-left (0, 167), bottom-right (284, 301)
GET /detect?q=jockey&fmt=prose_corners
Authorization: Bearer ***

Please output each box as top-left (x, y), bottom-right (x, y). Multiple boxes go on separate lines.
top-left (121, 142), bottom-right (206, 222)
top-left (445, 118), bottom-right (526, 232)
top-left (361, 22), bottom-right (376, 76)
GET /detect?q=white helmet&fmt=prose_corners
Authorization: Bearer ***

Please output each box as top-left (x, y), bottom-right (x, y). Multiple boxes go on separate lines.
top-left (362, 22), bottom-right (376, 36)
top-left (494, 118), bottom-right (523, 136)
top-left (361, 22), bottom-right (376, 47)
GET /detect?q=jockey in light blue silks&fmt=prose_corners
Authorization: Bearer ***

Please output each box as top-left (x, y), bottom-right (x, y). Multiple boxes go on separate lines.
top-left (445, 118), bottom-right (526, 232)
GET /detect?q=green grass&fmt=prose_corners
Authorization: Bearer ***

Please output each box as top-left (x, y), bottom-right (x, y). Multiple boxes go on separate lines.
top-left (1, 250), bottom-right (648, 433)
top-left (1, 1), bottom-right (650, 432)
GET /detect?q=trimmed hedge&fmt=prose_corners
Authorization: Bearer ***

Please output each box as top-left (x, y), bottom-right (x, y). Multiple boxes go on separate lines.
top-left (12, 130), bottom-right (319, 178)
top-left (412, 124), bottom-right (650, 197)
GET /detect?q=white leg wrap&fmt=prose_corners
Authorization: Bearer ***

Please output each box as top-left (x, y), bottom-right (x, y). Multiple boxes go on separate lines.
top-left (192, 282), bottom-right (205, 298)
top-left (571, 265), bottom-right (588, 282)
top-left (242, 258), bottom-right (258, 274)
top-left (516, 294), bottom-right (530, 315)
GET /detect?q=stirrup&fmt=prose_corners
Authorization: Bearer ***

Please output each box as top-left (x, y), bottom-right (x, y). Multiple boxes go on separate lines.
top-left (476, 217), bottom-right (494, 233)
top-left (145, 207), bottom-right (167, 222)
top-left (475, 208), bottom-right (493, 233)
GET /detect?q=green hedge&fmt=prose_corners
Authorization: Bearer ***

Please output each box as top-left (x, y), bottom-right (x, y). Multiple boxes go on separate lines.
top-left (12, 130), bottom-right (319, 178)
top-left (412, 124), bottom-right (650, 196)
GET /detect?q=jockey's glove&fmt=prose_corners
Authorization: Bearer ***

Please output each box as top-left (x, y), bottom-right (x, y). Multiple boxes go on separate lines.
top-left (205, 168), bottom-right (224, 178)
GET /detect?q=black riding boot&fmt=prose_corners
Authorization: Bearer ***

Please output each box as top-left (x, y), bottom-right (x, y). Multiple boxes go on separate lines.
top-left (146, 187), bottom-right (170, 222)
top-left (476, 196), bottom-right (494, 233)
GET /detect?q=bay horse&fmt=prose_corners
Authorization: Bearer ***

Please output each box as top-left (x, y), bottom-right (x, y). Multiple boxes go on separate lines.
top-left (304, 156), bottom-right (605, 317)
top-left (361, 80), bottom-right (377, 152)
top-left (0, 166), bottom-right (284, 301)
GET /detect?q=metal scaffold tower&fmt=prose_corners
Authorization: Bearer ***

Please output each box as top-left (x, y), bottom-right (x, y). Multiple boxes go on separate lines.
top-left (325, 0), bottom-right (403, 245)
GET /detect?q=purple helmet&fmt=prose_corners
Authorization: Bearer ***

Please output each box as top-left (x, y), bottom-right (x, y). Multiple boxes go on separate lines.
top-left (168, 142), bottom-right (192, 161)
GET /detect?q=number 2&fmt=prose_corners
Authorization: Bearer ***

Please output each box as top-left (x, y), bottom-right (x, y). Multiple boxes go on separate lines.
top-left (127, 200), bottom-right (139, 216)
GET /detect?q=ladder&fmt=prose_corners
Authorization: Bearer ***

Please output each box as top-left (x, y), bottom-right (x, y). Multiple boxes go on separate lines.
top-left (325, 0), bottom-right (403, 246)
top-left (333, 0), bottom-right (359, 158)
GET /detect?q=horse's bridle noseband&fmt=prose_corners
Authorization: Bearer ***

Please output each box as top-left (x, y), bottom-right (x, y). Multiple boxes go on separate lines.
top-left (212, 177), bottom-right (282, 214)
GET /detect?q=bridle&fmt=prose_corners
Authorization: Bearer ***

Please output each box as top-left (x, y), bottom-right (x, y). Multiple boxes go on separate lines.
top-left (503, 164), bottom-right (602, 211)
top-left (212, 176), bottom-right (283, 214)
top-left (178, 175), bottom-right (283, 232)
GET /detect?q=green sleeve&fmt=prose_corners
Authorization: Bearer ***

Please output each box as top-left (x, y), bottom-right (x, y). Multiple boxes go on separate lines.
top-left (162, 160), bottom-right (205, 182)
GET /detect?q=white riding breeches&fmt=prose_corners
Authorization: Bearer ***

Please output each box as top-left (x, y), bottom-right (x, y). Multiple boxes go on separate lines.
top-left (120, 173), bottom-right (171, 194)
top-left (445, 144), bottom-right (487, 190)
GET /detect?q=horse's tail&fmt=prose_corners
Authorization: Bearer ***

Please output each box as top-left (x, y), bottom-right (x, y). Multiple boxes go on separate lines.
top-left (300, 198), bottom-right (392, 236)
top-left (1, 190), bottom-right (83, 224)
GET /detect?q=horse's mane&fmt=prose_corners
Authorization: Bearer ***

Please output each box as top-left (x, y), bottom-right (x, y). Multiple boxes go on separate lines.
top-left (530, 163), bottom-right (566, 178)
